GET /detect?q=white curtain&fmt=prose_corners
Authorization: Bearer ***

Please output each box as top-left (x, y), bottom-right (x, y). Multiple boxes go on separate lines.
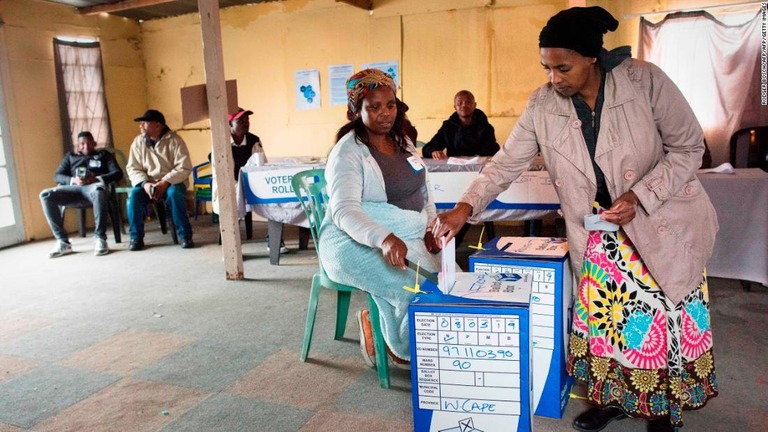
top-left (639, 11), bottom-right (761, 165)
top-left (53, 40), bottom-right (113, 153)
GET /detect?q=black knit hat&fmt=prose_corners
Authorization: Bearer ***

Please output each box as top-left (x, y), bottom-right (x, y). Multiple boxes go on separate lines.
top-left (539, 6), bottom-right (618, 58)
top-left (133, 109), bottom-right (166, 124)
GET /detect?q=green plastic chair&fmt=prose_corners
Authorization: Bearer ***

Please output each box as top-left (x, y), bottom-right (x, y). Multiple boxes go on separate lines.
top-left (292, 169), bottom-right (391, 388)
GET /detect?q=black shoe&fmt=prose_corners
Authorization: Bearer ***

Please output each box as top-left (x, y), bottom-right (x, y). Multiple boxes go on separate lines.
top-left (648, 417), bottom-right (675, 432)
top-left (573, 406), bottom-right (627, 432)
top-left (180, 238), bottom-right (195, 249)
top-left (129, 238), bottom-right (144, 251)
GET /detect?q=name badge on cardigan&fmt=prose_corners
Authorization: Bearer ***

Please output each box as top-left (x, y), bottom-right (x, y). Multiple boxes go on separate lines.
top-left (407, 155), bottom-right (425, 173)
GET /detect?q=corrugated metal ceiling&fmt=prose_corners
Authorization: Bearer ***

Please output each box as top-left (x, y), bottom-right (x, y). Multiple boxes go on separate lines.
top-left (43, 0), bottom-right (281, 21)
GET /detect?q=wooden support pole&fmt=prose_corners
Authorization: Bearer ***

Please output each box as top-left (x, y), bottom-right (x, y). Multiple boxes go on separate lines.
top-left (198, 0), bottom-right (244, 280)
top-left (78, 0), bottom-right (175, 15)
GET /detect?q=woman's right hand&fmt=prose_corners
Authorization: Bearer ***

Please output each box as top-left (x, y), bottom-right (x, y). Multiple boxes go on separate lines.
top-left (431, 150), bottom-right (447, 160)
top-left (381, 233), bottom-right (408, 269)
top-left (431, 202), bottom-right (473, 244)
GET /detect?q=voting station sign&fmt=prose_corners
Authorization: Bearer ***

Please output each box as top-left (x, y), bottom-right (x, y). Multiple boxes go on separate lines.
top-left (409, 294), bottom-right (533, 432)
top-left (241, 167), bottom-right (304, 204)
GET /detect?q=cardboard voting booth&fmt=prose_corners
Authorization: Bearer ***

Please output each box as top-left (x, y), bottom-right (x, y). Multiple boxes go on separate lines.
top-left (409, 273), bottom-right (534, 432)
top-left (469, 237), bottom-right (574, 419)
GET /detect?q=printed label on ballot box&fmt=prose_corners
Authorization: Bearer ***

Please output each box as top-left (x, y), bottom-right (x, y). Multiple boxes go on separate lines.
top-left (469, 237), bottom-right (574, 419)
top-left (410, 297), bottom-right (533, 432)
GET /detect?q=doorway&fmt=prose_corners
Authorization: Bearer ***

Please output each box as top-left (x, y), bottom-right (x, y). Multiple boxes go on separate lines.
top-left (0, 44), bottom-right (24, 248)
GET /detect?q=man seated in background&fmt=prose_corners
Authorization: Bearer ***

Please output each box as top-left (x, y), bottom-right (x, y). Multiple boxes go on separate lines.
top-left (422, 90), bottom-right (500, 160)
top-left (40, 131), bottom-right (123, 258)
top-left (212, 107), bottom-right (288, 253)
top-left (423, 90), bottom-right (501, 245)
top-left (126, 109), bottom-right (194, 251)
top-left (224, 107), bottom-right (266, 179)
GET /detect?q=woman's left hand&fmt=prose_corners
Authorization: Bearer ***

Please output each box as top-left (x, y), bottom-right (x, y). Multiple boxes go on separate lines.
top-left (602, 191), bottom-right (640, 226)
top-left (424, 230), bottom-right (441, 254)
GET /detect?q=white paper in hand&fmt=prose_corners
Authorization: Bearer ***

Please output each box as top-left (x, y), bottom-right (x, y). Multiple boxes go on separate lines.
top-left (697, 162), bottom-right (735, 175)
top-left (447, 156), bottom-right (483, 165)
top-left (439, 237), bottom-right (456, 294)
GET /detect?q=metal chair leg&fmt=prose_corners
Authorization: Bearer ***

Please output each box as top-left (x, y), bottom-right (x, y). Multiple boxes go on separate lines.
top-left (78, 208), bottom-right (87, 237)
top-left (166, 202), bottom-right (178, 244)
top-left (154, 203), bottom-right (168, 234)
top-left (245, 212), bottom-right (253, 240)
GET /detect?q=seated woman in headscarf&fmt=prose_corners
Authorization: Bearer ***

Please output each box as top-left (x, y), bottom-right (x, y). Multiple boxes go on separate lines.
top-left (319, 69), bottom-right (440, 368)
top-left (433, 6), bottom-right (718, 432)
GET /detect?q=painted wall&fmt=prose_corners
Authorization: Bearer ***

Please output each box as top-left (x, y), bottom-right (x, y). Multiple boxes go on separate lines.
top-left (145, 0), bottom-right (735, 164)
top-left (140, 0), bottom-right (574, 165)
top-left (137, 0), bottom-right (756, 172)
top-left (0, 0), bottom-right (145, 241)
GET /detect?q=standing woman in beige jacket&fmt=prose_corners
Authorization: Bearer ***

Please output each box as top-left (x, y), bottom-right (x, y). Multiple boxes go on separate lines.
top-left (433, 7), bottom-right (718, 432)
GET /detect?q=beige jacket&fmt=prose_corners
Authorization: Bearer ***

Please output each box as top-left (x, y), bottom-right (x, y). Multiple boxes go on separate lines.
top-left (461, 58), bottom-right (718, 304)
top-left (126, 130), bottom-right (192, 187)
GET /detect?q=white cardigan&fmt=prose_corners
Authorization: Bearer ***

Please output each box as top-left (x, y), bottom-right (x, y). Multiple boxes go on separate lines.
top-left (323, 130), bottom-right (436, 249)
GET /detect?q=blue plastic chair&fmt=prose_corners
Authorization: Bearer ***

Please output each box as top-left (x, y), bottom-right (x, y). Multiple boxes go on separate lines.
top-left (292, 169), bottom-right (391, 388)
top-left (192, 161), bottom-right (213, 221)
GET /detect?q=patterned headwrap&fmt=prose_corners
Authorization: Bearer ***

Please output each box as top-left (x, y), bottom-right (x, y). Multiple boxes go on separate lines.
top-left (345, 68), bottom-right (397, 121)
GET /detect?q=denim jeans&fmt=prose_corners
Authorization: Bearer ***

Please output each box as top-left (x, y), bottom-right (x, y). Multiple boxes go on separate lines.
top-left (127, 183), bottom-right (192, 241)
top-left (40, 183), bottom-right (108, 241)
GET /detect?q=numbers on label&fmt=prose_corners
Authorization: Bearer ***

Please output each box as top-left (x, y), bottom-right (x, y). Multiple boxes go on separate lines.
top-left (452, 359), bottom-right (472, 370)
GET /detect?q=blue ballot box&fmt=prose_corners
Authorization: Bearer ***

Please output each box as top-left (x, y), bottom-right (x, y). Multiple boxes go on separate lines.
top-left (409, 279), bottom-right (533, 432)
top-left (469, 237), bottom-right (574, 419)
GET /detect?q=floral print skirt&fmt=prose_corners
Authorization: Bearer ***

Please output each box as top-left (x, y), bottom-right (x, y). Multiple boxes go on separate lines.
top-left (567, 228), bottom-right (718, 427)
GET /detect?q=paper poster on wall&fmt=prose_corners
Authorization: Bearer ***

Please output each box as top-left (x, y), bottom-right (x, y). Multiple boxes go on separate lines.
top-left (295, 69), bottom-right (321, 110)
top-left (361, 60), bottom-right (399, 87)
top-left (329, 64), bottom-right (354, 106)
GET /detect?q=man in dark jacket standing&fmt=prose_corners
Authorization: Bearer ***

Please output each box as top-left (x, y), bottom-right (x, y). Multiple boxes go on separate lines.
top-left (40, 131), bottom-right (123, 257)
top-left (422, 90), bottom-right (500, 159)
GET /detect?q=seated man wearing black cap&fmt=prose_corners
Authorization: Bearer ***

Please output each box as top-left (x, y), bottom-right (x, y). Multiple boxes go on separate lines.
top-left (125, 109), bottom-right (194, 250)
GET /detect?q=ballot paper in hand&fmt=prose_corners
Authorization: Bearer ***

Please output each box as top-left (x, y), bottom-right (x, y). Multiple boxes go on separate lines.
top-left (447, 271), bottom-right (532, 304)
top-left (697, 162), bottom-right (735, 175)
top-left (447, 156), bottom-right (484, 165)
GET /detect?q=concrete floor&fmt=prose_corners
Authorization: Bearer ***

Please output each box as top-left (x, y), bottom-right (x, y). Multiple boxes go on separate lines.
top-left (0, 219), bottom-right (766, 431)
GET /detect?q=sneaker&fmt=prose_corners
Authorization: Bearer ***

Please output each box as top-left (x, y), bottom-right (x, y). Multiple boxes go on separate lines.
top-left (266, 245), bottom-right (290, 254)
top-left (48, 240), bottom-right (73, 258)
top-left (356, 310), bottom-right (376, 368)
top-left (386, 346), bottom-right (411, 370)
top-left (94, 238), bottom-right (109, 256)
